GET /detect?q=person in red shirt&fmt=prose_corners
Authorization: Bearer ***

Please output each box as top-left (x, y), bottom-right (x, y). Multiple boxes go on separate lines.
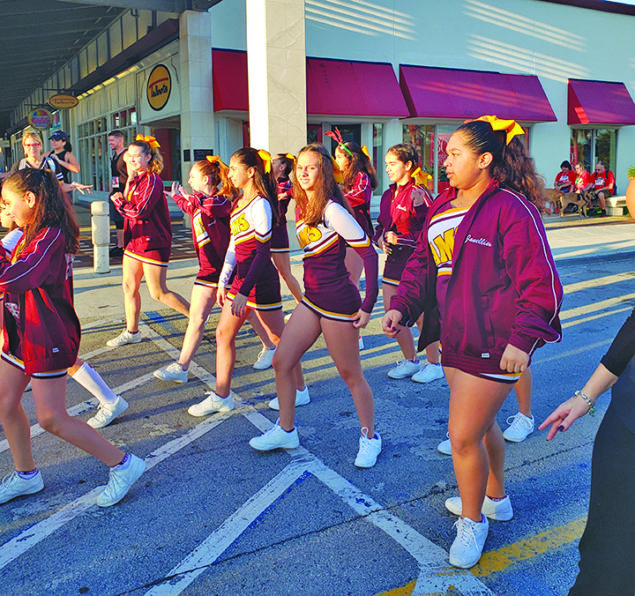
top-left (562, 162), bottom-right (593, 215)
top-left (589, 161), bottom-right (615, 215)
top-left (554, 160), bottom-right (576, 194)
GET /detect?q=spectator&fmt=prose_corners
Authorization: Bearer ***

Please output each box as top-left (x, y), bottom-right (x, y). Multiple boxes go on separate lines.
top-left (589, 161), bottom-right (615, 216)
top-left (108, 130), bottom-right (127, 257)
top-left (48, 131), bottom-right (80, 205)
top-left (554, 160), bottom-right (576, 194)
top-left (563, 163), bottom-right (592, 214)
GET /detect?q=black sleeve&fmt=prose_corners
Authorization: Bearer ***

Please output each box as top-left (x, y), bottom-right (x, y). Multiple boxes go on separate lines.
top-left (600, 308), bottom-right (635, 376)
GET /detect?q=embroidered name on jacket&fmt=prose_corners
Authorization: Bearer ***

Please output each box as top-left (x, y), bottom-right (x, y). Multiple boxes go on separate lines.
top-left (465, 234), bottom-right (492, 247)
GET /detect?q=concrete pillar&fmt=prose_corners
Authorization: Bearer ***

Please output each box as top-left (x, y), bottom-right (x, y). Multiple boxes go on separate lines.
top-left (179, 10), bottom-right (215, 184)
top-left (91, 201), bottom-right (110, 274)
top-left (246, 0), bottom-right (307, 154)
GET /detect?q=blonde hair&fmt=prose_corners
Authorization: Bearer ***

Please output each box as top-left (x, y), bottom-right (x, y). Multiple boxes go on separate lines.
top-left (22, 131), bottom-right (43, 148)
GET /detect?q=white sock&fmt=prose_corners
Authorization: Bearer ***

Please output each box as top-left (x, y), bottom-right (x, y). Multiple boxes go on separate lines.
top-left (70, 362), bottom-right (119, 406)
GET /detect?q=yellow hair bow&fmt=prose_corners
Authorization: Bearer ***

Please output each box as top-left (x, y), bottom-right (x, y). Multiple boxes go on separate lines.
top-left (331, 157), bottom-right (343, 184)
top-left (135, 134), bottom-right (160, 150)
top-left (284, 153), bottom-right (296, 166)
top-left (361, 145), bottom-right (371, 160)
top-left (474, 115), bottom-right (524, 145)
top-left (411, 167), bottom-right (433, 189)
top-left (257, 149), bottom-right (272, 174)
top-left (206, 155), bottom-right (226, 168)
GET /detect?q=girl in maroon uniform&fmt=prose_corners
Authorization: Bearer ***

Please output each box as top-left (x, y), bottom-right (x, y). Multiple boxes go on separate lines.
top-left (249, 143), bottom-right (381, 468)
top-left (108, 135), bottom-right (190, 347)
top-left (188, 148), bottom-right (307, 417)
top-left (374, 143), bottom-right (442, 383)
top-left (154, 156), bottom-right (238, 384)
top-left (0, 169), bottom-right (144, 508)
top-left (383, 117), bottom-right (563, 568)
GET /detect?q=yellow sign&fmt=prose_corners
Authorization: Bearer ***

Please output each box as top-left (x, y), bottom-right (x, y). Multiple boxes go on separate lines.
top-left (147, 64), bottom-right (171, 111)
top-left (48, 94), bottom-right (79, 109)
top-left (28, 108), bottom-right (53, 129)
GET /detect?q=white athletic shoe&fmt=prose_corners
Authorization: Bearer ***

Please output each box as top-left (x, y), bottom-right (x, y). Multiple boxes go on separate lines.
top-left (86, 396), bottom-right (129, 429)
top-left (449, 515), bottom-right (489, 568)
top-left (249, 421), bottom-right (300, 451)
top-left (0, 471), bottom-right (44, 505)
top-left (354, 428), bottom-right (382, 468)
top-left (268, 386), bottom-right (311, 411)
top-left (437, 437), bottom-right (452, 456)
top-left (411, 362), bottom-right (444, 384)
top-left (96, 454), bottom-right (146, 507)
top-left (503, 413), bottom-right (535, 443)
top-left (445, 494), bottom-right (513, 521)
top-left (253, 347), bottom-right (276, 370)
top-left (106, 330), bottom-right (142, 348)
top-left (387, 359), bottom-right (420, 379)
top-left (154, 362), bottom-right (188, 384)
top-left (188, 392), bottom-right (234, 417)
top-left (358, 336), bottom-right (365, 351)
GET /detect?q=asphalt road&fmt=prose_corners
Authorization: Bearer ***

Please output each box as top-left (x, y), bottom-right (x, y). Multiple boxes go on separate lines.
top-left (0, 253), bottom-right (634, 596)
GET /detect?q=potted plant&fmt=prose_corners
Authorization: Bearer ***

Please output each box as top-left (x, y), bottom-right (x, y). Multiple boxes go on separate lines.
top-left (626, 166), bottom-right (635, 217)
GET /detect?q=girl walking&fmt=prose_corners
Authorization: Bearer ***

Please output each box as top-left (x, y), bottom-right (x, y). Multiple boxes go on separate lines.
top-left (249, 143), bottom-right (381, 468)
top-left (188, 148), bottom-right (307, 417)
top-left (0, 169), bottom-right (144, 507)
top-left (153, 156), bottom-right (237, 383)
top-left (382, 117), bottom-right (563, 567)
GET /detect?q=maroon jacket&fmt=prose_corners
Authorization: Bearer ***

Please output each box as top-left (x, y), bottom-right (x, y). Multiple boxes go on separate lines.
top-left (112, 172), bottom-right (172, 253)
top-left (391, 180), bottom-right (563, 375)
top-left (0, 227), bottom-right (80, 374)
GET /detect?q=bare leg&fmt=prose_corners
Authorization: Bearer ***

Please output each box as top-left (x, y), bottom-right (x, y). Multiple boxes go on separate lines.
top-left (446, 367), bottom-right (513, 522)
top-left (322, 317), bottom-right (375, 436)
top-left (513, 368), bottom-right (532, 417)
top-left (382, 283), bottom-right (416, 361)
top-left (272, 304), bottom-right (322, 431)
top-left (425, 341), bottom-right (440, 364)
top-left (248, 311), bottom-right (276, 350)
top-left (143, 262), bottom-right (190, 317)
top-left (178, 284), bottom-right (217, 369)
top-left (121, 255), bottom-right (144, 333)
top-left (214, 299), bottom-right (249, 398)
top-left (272, 252), bottom-right (303, 303)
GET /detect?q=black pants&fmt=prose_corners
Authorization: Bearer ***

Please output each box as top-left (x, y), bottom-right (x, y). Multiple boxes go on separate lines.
top-left (569, 399), bottom-right (635, 595)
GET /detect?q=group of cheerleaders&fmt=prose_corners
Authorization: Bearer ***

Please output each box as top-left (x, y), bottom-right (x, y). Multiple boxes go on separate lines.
top-left (0, 117), bottom-right (563, 570)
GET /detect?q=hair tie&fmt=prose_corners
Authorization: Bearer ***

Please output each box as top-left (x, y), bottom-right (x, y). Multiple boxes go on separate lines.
top-left (411, 167), bottom-right (433, 188)
top-left (135, 134), bottom-right (160, 150)
top-left (257, 149), bottom-right (272, 174)
top-left (325, 127), bottom-right (353, 157)
top-left (331, 157), bottom-right (344, 184)
top-left (472, 115), bottom-right (524, 145)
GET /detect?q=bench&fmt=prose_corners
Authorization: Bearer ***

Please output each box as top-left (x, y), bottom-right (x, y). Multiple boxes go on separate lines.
top-left (606, 195), bottom-right (627, 216)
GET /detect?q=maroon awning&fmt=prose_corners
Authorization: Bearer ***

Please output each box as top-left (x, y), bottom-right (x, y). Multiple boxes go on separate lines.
top-left (211, 50), bottom-right (408, 117)
top-left (568, 79), bottom-right (635, 125)
top-left (399, 65), bottom-right (556, 122)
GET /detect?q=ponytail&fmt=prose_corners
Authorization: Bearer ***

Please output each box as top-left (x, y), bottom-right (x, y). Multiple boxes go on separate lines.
top-left (231, 147), bottom-right (279, 224)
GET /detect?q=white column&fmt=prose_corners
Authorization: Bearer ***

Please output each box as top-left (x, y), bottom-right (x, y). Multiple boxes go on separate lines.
top-left (246, 0), bottom-right (307, 154)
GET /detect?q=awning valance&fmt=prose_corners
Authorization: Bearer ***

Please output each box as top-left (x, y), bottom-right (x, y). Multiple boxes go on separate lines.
top-left (568, 79), bottom-right (635, 125)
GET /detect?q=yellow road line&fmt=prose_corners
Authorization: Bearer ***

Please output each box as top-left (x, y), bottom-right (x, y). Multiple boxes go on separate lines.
top-left (378, 517), bottom-right (586, 594)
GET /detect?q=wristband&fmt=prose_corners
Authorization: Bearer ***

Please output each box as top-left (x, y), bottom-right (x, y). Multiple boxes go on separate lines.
top-left (574, 390), bottom-right (596, 416)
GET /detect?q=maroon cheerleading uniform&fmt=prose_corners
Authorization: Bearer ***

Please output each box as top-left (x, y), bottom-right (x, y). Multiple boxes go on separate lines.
top-left (343, 171), bottom-right (373, 238)
top-left (111, 171), bottom-right (172, 266)
top-left (296, 200), bottom-right (379, 322)
top-left (271, 176), bottom-right (293, 253)
top-left (0, 227), bottom-right (80, 377)
top-left (170, 189), bottom-right (231, 287)
top-left (219, 196), bottom-right (282, 310)
top-left (373, 180), bottom-right (432, 286)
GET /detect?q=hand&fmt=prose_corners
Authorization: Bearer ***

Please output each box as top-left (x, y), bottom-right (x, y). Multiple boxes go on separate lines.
top-left (165, 181), bottom-right (180, 200)
top-left (353, 310), bottom-right (370, 329)
top-left (499, 344), bottom-right (529, 373)
top-left (73, 182), bottom-right (93, 195)
top-left (231, 292), bottom-right (248, 318)
top-left (538, 396), bottom-right (590, 440)
top-left (111, 191), bottom-right (123, 203)
top-left (411, 187), bottom-right (426, 207)
top-left (217, 285), bottom-right (227, 307)
top-left (382, 309), bottom-right (403, 338)
top-left (385, 231), bottom-right (398, 245)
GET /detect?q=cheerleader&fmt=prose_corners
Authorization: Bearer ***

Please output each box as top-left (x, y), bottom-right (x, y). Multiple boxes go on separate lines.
top-left (153, 157), bottom-right (237, 384)
top-left (382, 117), bottom-right (562, 568)
top-left (249, 143), bottom-right (381, 468)
top-left (0, 169), bottom-right (144, 507)
top-left (374, 144), bottom-right (442, 383)
top-left (108, 135), bottom-right (190, 347)
top-left (188, 148), bottom-right (307, 417)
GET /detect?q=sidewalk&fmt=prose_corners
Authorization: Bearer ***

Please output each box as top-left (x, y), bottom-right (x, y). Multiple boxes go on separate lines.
top-left (71, 203), bottom-right (635, 322)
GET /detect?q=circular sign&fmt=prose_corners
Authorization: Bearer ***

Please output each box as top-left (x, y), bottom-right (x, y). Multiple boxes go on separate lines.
top-left (147, 65), bottom-right (171, 112)
top-left (48, 94), bottom-right (79, 109)
top-left (28, 107), bottom-right (53, 129)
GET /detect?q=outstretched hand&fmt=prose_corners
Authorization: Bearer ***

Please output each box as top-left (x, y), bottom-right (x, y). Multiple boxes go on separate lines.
top-left (538, 396), bottom-right (589, 441)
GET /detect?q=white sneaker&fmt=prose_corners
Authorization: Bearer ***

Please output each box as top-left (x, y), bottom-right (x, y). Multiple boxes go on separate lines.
top-left (268, 386), bottom-right (311, 410)
top-left (249, 421), bottom-right (300, 451)
top-left (411, 362), bottom-right (444, 383)
top-left (445, 494), bottom-right (513, 521)
top-left (188, 392), bottom-right (234, 417)
top-left (387, 359), bottom-right (420, 379)
top-left (449, 515), bottom-right (489, 568)
top-left (106, 330), bottom-right (142, 348)
top-left (284, 312), bottom-right (292, 323)
top-left (154, 362), bottom-right (188, 384)
top-left (96, 454), bottom-right (145, 507)
top-left (354, 428), bottom-right (382, 468)
top-left (503, 413), bottom-right (535, 443)
top-left (437, 437), bottom-right (452, 456)
top-left (86, 396), bottom-right (129, 429)
top-left (358, 336), bottom-right (365, 351)
top-left (253, 347), bottom-right (276, 370)
top-left (0, 471), bottom-right (44, 504)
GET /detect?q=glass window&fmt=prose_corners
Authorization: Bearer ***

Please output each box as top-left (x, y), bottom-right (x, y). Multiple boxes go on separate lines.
top-left (87, 42), bottom-right (97, 73)
top-left (570, 128), bottom-right (616, 173)
top-left (109, 20), bottom-right (122, 56)
top-left (97, 32), bottom-right (109, 66)
top-left (307, 124), bottom-right (322, 144)
top-left (326, 124), bottom-right (360, 155)
top-left (122, 12), bottom-right (138, 50)
top-left (595, 129), bottom-right (617, 173)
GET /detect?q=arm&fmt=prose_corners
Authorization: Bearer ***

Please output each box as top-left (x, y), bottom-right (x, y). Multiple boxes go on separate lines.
top-left (111, 174), bottom-right (162, 219)
top-left (166, 182), bottom-right (198, 216)
top-left (200, 194), bottom-right (232, 220)
top-left (52, 151), bottom-right (81, 174)
top-left (344, 172), bottom-right (371, 208)
top-left (237, 198), bottom-right (273, 298)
